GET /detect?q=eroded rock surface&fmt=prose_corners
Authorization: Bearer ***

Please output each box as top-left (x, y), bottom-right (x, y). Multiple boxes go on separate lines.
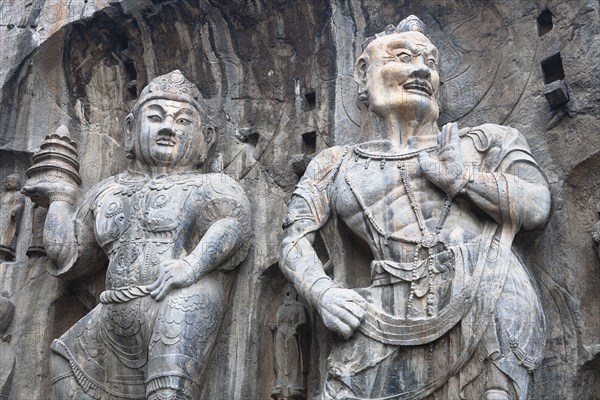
top-left (0, 1), bottom-right (598, 399)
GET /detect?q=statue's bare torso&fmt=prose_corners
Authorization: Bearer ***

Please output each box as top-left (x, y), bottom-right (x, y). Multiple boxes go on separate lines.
top-left (334, 145), bottom-right (485, 262)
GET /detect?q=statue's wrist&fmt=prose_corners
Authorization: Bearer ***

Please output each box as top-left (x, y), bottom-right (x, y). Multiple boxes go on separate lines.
top-left (452, 168), bottom-right (472, 197)
top-left (47, 191), bottom-right (77, 205)
top-left (183, 255), bottom-right (202, 283)
top-left (307, 276), bottom-right (335, 308)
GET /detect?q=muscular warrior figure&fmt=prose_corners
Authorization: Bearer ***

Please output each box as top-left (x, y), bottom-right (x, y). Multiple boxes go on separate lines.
top-left (22, 70), bottom-right (252, 400)
top-left (280, 16), bottom-right (550, 400)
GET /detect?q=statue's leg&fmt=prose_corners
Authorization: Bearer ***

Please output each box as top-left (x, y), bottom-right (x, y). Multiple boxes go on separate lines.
top-left (480, 363), bottom-right (513, 400)
top-left (50, 352), bottom-right (95, 400)
top-left (146, 277), bottom-right (224, 399)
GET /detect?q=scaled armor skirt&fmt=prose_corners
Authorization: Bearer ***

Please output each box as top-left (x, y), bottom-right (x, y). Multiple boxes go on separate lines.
top-left (323, 238), bottom-right (545, 400)
top-left (51, 278), bottom-right (224, 400)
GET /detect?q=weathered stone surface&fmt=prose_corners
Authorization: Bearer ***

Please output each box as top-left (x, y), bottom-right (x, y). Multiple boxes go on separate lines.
top-left (20, 70), bottom-right (253, 399)
top-left (0, 175), bottom-right (25, 261)
top-left (280, 16), bottom-right (550, 399)
top-left (0, 1), bottom-right (598, 399)
top-left (0, 292), bottom-right (16, 399)
top-left (544, 79), bottom-right (570, 108)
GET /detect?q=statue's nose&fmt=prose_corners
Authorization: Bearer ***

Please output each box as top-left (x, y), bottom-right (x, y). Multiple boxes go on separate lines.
top-left (158, 126), bottom-right (176, 137)
top-left (410, 63), bottom-right (431, 79)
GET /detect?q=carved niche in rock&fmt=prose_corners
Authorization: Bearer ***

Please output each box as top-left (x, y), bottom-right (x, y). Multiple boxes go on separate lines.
top-left (280, 16), bottom-right (551, 400)
top-left (270, 287), bottom-right (309, 400)
top-left (22, 70), bottom-right (252, 400)
top-left (0, 174), bottom-right (26, 261)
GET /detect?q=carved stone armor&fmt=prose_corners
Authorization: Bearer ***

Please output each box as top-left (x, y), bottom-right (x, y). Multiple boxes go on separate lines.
top-left (50, 170), bottom-right (251, 399)
top-left (21, 71), bottom-right (253, 400)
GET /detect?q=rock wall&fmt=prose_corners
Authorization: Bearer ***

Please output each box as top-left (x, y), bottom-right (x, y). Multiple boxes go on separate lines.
top-left (0, 0), bottom-right (598, 398)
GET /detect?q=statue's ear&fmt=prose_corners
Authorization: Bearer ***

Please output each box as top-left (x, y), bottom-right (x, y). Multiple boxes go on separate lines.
top-left (198, 124), bottom-right (216, 167)
top-left (203, 125), bottom-right (215, 146)
top-left (123, 113), bottom-right (135, 159)
top-left (355, 55), bottom-right (369, 103)
top-left (355, 55), bottom-right (369, 89)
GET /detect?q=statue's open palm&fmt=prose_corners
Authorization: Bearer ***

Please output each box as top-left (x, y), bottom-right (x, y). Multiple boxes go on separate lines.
top-left (419, 123), bottom-right (468, 198)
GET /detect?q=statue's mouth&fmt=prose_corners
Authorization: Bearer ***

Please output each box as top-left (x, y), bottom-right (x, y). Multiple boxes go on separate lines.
top-left (403, 80), bottom-right (432, 96)
top-left (156, 137), bottom-right (176, 146)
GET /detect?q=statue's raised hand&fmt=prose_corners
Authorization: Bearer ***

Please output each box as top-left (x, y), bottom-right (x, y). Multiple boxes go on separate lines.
top-left (21, 180), bottom-right (79, 208)
top-left (318, 287), bottom-right (367, 339)
top-left (148, 259), bottom-right (198, 301)
top-left (418, 123), bottom-right (468, 198)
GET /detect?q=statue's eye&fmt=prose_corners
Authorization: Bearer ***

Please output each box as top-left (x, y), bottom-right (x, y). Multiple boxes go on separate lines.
top-left (148, 115), bottom-right (162, 123)
top-left (176, 118), bottom-right (191, 125)
top-left (396, 53), bottom-right (411, 63)
top-left (427, 59), bottom-right (436, 69)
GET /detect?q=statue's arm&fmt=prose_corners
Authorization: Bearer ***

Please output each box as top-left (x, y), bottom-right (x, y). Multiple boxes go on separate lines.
top-left (459, 159), bottom-right (551, 230)
top-left (149, 178), bottom-right (252, 301)
top-left (420, 123), bottom-right (551, 230)
top-left (281, 203), bottom-right (366, 339)
top-left (280, 212), bottom-right (330, 308)
top-left (12, 194), bottom-right (25, 220)
top-left (279, 147), bottom-right (367, 339)
top-left (23, 183), bottom-right (107, 279)
top-left (43, 199), bottom-right (81, 270)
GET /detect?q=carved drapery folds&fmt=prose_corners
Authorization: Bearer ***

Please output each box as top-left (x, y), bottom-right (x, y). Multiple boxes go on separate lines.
top-left (279, 16), bottom-right (550, 400)
top-left (21, 70), bottom-right (252, 400)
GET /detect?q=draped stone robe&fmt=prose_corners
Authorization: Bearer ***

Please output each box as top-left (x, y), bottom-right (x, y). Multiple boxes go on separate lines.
top-left (282, 124), bottom-right (547, 400)
top-left (50, 170), bottom-right (251, 399)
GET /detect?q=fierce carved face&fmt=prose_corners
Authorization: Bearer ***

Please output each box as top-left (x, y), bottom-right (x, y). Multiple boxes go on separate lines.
top-left (356, 31), bottom-right (440, 123)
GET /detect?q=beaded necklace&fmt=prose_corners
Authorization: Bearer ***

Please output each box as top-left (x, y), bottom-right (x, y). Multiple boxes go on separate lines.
top-left (346, 145), bottom-right (453, 316)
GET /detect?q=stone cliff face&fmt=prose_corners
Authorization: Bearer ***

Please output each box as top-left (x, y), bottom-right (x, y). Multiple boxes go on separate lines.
top-left (0, 0), bottom-right (598, 398)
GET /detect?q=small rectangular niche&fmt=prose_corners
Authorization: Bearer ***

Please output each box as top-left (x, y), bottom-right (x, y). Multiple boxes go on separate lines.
top-left (304, 90), bottom-right (316, 111)
top-left (124, 60), bottom-right (137, 81)
top-left (541, 53), bottom-right (565, 84)
top-left (537, 9), bottom-right (553, 37)
top-left (247, 131), bottom-right (260, 147)
top-left (124, 60), bottom-right (137, 100)
top-left (302, 131), bottom-right (317, 155)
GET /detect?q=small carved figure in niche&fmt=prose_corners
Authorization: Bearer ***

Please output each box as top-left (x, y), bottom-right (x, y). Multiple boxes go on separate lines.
top-left (26, 204), bottom-right (47, 258)
top-left (592, 200), bottom-right (600, 260)
top-left (280, 16), bottom-right (551, 400)
top-left (0, 174), bottom-right (25, 261)
top-left (21, 70), bottom-right (252, 400)
top-left (270, 287), bottom-right (308, 400)
top-left (0, 291), bottom-right (15, 398)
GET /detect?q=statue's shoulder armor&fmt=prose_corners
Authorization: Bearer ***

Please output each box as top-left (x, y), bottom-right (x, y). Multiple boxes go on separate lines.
top-left (301, 146), bottom-right (348, 182)
top-left (191, 173), bottom-right (249, 205)
top-left (457, 123), bottom-right (538, 174)
top-left (77, 175), bottom-right (120, 216)
top-left (459, 123), bottom-right (530, 154)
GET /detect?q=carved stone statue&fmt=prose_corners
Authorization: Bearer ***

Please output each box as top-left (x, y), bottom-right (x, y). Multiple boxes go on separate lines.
top-left (22, 70), bottom-right (252, 400)
top-left (0, 174), bottom-right (26, 261)
top-left (280, 16), bottom-right (550, 400)
top-left (270, 287), bottom-right (308, 400)
top-left (26, 204), bottom-right (47, 258)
